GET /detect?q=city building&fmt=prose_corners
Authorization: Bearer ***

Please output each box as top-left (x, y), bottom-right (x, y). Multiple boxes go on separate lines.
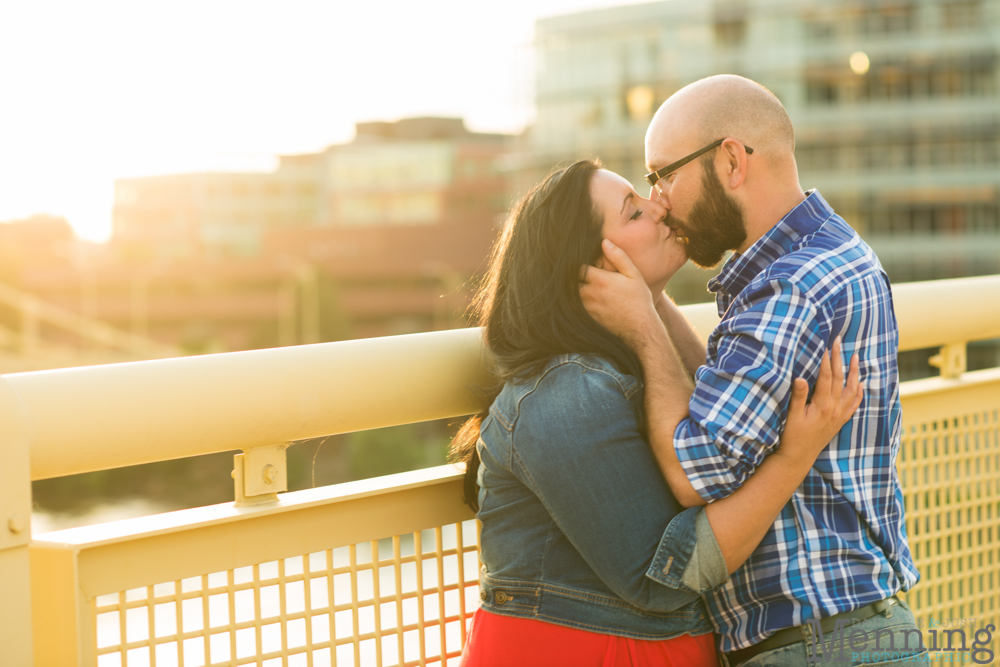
top-left (275, 117), bottom-right (511, 337)
top-left (111, 117), bottom-right (509, 262)
top-left (112, 153), bottom-right (323, 260)
top-left (326, 117), bottom-right (510, 230)
top-left (530, 0), bottom-right (1000, 311)
top-left (263, 223), bottom-right (498, 339)
top-left (48, 118), bottom-right (514, 348)
top-left (0, 214), bottom-right (75, 280)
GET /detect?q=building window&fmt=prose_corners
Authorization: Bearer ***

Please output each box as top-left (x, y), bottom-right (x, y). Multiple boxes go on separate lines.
top-left (797, 130), bottom-right (1000, 172)
top-left (857, 203), bottom-right (1000, 236)
top-left (943, 1), bottom-right (983, 29)
top-left (805, 53), bottom-right (998, 105)
top-left (861, 2), bottom-right (916, 34)
top-left (714, 19), bottom-right (747, 47)
top-left (804, 18), bottom-right (835, 41)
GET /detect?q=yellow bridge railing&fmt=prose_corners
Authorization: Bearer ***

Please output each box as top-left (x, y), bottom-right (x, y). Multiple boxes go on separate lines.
top-left (1, 275), bottom-right (999, 665)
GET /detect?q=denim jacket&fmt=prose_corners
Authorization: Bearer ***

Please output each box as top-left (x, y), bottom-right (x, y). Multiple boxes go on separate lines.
top-left (476, 353), bottom-right (729, 640)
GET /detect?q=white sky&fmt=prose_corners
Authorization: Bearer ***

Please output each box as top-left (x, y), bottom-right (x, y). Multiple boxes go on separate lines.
top-left (0, 0), bottom-right (647, 241)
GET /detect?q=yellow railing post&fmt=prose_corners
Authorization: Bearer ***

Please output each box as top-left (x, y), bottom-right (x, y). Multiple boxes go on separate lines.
top-left (29, 546), bottom-right (92, 665)
top-left (0, 381), bottom-right (35, 665)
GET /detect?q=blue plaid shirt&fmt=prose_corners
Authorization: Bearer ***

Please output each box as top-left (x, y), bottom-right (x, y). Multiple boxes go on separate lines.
top-left (674, 190), bottom-right (920, 651)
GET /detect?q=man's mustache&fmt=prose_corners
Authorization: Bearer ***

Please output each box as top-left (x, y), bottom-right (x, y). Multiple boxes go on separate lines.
top-left (664, 214), bottom-right (690, 245)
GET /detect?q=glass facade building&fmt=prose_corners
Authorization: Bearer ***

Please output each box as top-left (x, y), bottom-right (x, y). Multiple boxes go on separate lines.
top-left (529, 0), bottom-right (1000, 311)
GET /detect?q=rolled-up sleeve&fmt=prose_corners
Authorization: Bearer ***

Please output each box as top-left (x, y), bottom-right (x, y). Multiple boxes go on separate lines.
top-left (647, 507), bottom-right (728, 595)
top-left (512, 362), bottom-right (729, 612)
top-left (674, 279), bottom-right (830, 502)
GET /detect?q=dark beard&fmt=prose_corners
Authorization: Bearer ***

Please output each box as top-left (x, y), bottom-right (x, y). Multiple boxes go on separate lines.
top-left (668, 162), bottom-right (747, 269)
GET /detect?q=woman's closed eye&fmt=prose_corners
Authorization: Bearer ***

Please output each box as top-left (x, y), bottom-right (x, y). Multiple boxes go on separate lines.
top-left (629, 207), bottom-right (642, 221)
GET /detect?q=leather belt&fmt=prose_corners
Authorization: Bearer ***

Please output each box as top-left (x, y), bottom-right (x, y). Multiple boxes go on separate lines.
top-left (724, 596), bottom-right (899, 667)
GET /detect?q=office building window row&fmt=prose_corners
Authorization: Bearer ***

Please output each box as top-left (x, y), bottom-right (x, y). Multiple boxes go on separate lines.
top-left (804, 1), bottom-right (985, 40)
top-left (805, 2), bottom-right (917, 40)
top-left (943, 0), bottom-right (986, 28)
top-left (880, 252), bottom-right (1000, 283)
top-left (854, 202), bottom-right (1000, 235)
top-left (806, 53), bottom-right (997, 103)
top-left (797, 131), bottom-right (1000, 171)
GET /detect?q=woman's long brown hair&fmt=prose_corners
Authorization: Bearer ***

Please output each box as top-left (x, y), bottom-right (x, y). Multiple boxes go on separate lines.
top-left (449, 160), bottom-right (644, 511)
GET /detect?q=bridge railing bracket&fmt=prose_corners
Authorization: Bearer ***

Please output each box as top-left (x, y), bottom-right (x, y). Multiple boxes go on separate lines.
top-left (233, 443), bottom-right (288, 506)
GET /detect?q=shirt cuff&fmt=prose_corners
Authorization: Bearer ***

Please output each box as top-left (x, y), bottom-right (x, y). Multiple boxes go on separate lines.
top-left (674, 417), bottom-right (743, 502)
top-left (645, 507), bottom-right (729, 595)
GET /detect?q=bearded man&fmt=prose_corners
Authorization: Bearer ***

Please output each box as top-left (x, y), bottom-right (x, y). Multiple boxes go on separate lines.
top-left (582, 75), bottom-right (926, 667)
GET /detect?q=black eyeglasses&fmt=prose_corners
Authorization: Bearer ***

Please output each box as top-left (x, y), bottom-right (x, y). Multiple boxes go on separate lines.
top-left (644, 139), bottom-right (754, 189)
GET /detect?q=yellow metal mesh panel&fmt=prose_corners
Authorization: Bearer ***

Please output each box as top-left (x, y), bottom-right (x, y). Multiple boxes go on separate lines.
top-left (93, 520), bottom-right (481, 667)
top-left (898, 406), bottom-right (1000, 651)
top-left (84, 391), bottom-right (1000, 664)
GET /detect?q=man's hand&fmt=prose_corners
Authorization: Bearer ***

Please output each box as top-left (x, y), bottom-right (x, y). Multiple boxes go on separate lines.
top-left (580, 239), bottom-right (661, 351)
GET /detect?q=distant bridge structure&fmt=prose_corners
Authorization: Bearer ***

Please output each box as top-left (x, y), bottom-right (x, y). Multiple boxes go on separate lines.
top-left (0, 281), bottom-right (182, 374)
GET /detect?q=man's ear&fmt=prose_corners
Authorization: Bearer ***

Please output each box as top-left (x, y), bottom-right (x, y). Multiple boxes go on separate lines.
top-left (721, 138), bottom-right (749, 189)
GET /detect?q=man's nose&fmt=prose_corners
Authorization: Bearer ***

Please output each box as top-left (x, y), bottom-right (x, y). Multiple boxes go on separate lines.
top-left (647, 192), bottom-right (668, 219)
top-left (649, 184), bottom-right (670, 210)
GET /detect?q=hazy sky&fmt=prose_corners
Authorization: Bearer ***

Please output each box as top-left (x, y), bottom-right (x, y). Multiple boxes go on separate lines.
top-left (0, 0), bottom-right (646, 241)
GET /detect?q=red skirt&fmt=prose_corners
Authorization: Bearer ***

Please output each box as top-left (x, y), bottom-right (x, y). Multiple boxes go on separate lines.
top-left (460, 609), bottom-right (718, 667)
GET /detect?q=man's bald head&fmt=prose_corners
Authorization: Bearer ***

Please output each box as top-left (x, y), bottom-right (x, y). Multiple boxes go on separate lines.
top-left (646, 75), bottom-right (794, 164)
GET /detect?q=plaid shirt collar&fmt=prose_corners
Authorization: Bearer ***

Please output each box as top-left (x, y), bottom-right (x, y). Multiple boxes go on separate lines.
top-left (707, 189), bottom-right (834, 317)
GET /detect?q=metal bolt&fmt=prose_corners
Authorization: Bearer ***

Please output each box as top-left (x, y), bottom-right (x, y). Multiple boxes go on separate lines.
top-left (262, 464), bottom-right (278, 485)
top-left (8, 514), bottom-right (26, 535)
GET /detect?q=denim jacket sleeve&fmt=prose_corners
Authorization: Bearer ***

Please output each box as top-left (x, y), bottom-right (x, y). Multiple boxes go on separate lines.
top-left (509, 361), bottom-right (728, 612)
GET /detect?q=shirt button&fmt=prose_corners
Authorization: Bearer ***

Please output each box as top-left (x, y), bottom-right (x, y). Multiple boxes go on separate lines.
top-left (494, 591), bottom-right (508, 605)
top-left (479, 589), bottom-right (488, 602)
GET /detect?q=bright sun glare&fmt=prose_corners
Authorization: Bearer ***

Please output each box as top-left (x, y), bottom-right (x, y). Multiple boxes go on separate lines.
top-left (0, 0), bottom-right (641, 242)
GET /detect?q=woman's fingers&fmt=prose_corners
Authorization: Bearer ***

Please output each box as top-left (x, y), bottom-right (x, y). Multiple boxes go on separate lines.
top-left (813, 349), bottom-right (833, 408)
top-left (601, 239), bottom-right (643, 280)
top-left (789, 377), bottom-right (809, 416)
top-left (830, 336), bottom-right (844, 395)
top-left (845, 353), bottom-right (860, 395)
top-left (843, 353), bottom-right (863, 414)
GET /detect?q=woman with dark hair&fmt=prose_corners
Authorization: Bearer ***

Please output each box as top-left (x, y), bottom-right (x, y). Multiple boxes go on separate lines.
top-left (452, 160), bottom-right (862, 666)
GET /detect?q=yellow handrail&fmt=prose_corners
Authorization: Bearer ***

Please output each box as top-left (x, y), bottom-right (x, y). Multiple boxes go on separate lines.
top-left (2, 275), bottom-right (997, 482)
top-left (680, 274), bottom-right (1000, 351)
top-left (14, 328), bottom-right (493, 481)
